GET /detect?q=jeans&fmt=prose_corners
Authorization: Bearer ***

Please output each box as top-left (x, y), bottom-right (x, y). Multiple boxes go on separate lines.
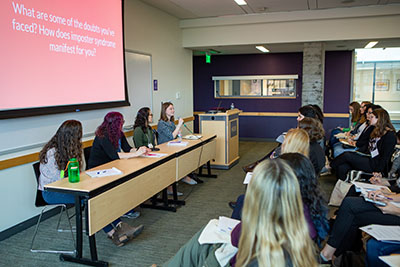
top-left (366, 239), bottom-right (400, 267)
top-left (231, 194), bottom-right (245, 220)
top-left (42, 190), bottom-right (121, 233)
top-left (333, 142), bottom-right (357, 158)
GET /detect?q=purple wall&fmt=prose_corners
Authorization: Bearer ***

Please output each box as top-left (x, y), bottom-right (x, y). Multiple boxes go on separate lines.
top-left (193, 51), bottom-right (352, 139)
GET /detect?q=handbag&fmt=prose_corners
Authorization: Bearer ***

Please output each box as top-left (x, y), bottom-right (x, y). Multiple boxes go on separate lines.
top-left (328, 170), bottom-right (364, 206)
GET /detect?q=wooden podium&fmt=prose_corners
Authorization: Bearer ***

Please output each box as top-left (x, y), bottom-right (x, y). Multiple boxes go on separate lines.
top-left (199, 109), bottom-right (240, 169)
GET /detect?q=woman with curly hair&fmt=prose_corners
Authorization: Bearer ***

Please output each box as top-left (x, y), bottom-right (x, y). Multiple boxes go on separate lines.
top-left (133, 107), bottom-right (156, 149)
top-left (39, 119), bottom-right (145, 247)
top-left (298, 117), bottom-right (325, 175)
top-left (39, 120), bottom-right (83, 204)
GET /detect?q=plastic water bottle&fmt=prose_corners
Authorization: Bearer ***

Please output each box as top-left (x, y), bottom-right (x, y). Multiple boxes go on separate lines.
top-left (177, 131), bottom-right (182, 142)
top-left (230, 103), bottom-right (235, 109)
top-left (68, 158), bottom-right (80, 183)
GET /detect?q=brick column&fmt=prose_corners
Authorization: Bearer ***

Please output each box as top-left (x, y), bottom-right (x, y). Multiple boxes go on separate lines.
top-left (302, 42), bottom-right (325, 109)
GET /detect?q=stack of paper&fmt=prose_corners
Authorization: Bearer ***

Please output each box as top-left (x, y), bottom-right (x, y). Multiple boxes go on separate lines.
top-left (86, 167), bottom-right (122, 178)
top-left (198, 217), bottom-right (240, 245)
top-left (167, 141), bottom-right (188, 146)
top-left (143, 153), bottom-right (168, 158)
top-left (183, 134), bottom-right (202, 140)
top-left (360, 224), bottom-right (400, 242)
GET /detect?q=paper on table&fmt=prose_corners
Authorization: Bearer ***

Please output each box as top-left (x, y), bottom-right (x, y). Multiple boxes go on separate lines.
top-left (167, 141), bottom-right (188, 146)
top-left (360, 224), bottom-right (400, 241)
top-left (379, 255), bottom-right (400, 267)
top-left (183, 134), bottom-right (202, 140)
top-left (86, 167), bottom-right (122, 178)
top-left (243, 172), bottom-right (253, 184)
top-left (142, 153), bottom-right (168, 158)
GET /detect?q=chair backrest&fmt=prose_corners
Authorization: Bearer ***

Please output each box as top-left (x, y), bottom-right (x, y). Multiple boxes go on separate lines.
top-left (33, 162), bottom-right (47, 207)
top-left (83, 146), bottom-right (91, 171)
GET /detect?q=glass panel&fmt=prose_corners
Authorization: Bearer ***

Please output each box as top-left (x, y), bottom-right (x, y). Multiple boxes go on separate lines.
top-left (354, 48), bottom-right (400, 122)
top-left (214, 76), bottom-right (296, 98)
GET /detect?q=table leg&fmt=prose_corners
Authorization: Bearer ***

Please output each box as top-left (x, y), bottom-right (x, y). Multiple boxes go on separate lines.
top-left (197, 161), bottom-right (217, 178)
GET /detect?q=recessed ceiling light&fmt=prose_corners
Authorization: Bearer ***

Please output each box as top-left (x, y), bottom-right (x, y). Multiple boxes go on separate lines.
top-left (234, 0), bottom-right (247, 6)
top-left (256, 46), bottom-right (270, 53)
top-left (364, 41), bottom-right (378, 49)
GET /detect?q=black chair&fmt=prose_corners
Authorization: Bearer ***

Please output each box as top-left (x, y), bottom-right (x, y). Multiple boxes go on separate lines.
top-left (30, 162), bottom-right (76, 255)
top-left (83, 146), bottom-right (92, 170)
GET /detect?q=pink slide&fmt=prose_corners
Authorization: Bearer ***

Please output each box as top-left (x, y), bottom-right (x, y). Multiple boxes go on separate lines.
top-left (0, 0), bottom-right (125, 111)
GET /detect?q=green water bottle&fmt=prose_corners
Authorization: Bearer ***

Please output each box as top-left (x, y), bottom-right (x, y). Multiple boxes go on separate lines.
top-left (68, 158), bottom-right (80, 183)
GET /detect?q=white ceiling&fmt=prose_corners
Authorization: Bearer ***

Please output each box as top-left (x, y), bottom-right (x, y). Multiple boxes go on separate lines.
top-left (139, 0), bottom-right (400, 19)
top-left (138, 0), bottom-right (400, 54)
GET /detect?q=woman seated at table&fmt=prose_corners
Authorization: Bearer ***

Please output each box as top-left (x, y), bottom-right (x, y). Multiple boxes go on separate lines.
top-left (157, 102), bottom-right (197, 185)
top-left (133, 107), bottom-right (156, 149)
top-left (163, 159), bottom-right (317, 267)
top-left (88, 112), bottom-right (150, 246)
top-left (39, 120), bottom-right (143, 247)
top-left (330, 108), bottom-right (396, 181)
top-left (88, 111), bottom-right (150, 168)
top-left (298, 117), bottom-right (326, 175)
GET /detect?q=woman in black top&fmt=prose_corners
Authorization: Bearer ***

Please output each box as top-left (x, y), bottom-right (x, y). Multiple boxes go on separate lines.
top-left (330, 108), bottom-right (397, 180)
top-left (88, 111), bottom-right (150, 169)
top-left (88, 112), bottom-right (150, 246)
top-left (298, 117), bottom-right (326, 175)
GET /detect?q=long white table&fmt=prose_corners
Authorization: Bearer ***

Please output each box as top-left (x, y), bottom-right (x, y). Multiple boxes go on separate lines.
top-left (45, 134), bottom-right (216, 266)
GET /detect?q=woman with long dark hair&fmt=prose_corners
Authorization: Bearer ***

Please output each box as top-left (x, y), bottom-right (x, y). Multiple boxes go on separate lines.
top-left (39, 120), bottom-right (83, 204)
top-left (133, 107), bottom-right (156, 149)
top-left (330, 108), bottom-right (396, 180)
top-left (298, 117), bottom-right (325, 175)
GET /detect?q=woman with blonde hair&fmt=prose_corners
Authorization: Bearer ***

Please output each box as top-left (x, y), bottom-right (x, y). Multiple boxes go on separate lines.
top-left (281, 128), bottom-right (310, 156)
top-left (163, 159), bottom-right (317, 267)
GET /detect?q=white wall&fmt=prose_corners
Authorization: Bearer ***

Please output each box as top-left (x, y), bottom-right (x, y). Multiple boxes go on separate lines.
top-left (0, 0), bottom-right (193, 232)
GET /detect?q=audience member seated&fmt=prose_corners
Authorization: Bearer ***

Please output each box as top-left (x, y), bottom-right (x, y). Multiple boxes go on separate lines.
top-left (329, 101), bottom-right (361, 149)
top-left (163, 159), bottom-right (318, 267)
top-left (271, 128), bottom-right (310, 158)
top-left (320, 189), bottom-right (400, 262)
top-left (232, 153), bottom-right (329, 246)
top-left (330, 108), bottom-right (396, 180)
top-left (133, 107), bottom-right (156, 149)
top-left (298, 117), bottom-right (326, 175)
top-left (366, 238), bottom-right (400, 266)
top-left (157, 102), bottom-right (197, 187)
top-left (88, 112), bottom-right (149, 246)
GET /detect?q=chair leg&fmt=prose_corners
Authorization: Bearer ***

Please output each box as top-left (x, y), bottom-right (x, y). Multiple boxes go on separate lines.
top-left (30, 205), bottom-right (76, 255)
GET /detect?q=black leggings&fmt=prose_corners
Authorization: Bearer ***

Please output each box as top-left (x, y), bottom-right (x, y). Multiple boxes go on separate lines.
top-left (330, 151), bottom-right (372, 180)
top-left (327, 197), bottom-right (400, 256)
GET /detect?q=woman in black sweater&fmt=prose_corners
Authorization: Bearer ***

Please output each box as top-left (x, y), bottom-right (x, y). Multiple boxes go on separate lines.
top-left (330, 108), bottom-right (396, 180)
